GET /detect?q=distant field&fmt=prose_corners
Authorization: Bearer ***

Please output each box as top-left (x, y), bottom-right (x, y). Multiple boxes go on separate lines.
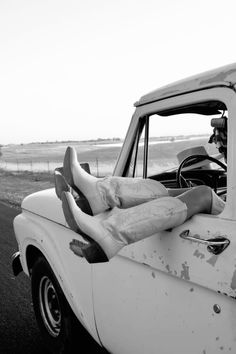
top-left (1, 140), bottom-right (121, 175)
top-left (0, 135), bottom-right (215, 176)
top-left (0, 136), bottom-right (218, 207)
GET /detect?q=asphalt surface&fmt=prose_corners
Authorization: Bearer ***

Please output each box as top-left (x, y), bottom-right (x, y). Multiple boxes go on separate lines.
top-left (0, 202), bottom-right (107, 354)
top-left (0, 202), bottom-right (49, 354)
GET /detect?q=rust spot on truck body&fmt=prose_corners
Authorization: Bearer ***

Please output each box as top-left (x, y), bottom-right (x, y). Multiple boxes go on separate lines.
top-left (180, 262), bottom-right (190, 281)
top-left (193, 249), bottom-right (205, 259)
top-left (230, 269), bottom-right (236, 290)
top-left (207, 255), bottom-right (218, 267)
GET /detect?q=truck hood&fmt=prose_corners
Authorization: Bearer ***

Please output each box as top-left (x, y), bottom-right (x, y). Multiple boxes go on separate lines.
top-left (22, 188), bottom-right (66, 226)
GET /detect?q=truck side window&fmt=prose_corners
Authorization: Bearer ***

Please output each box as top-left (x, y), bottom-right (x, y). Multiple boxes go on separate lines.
top-left (147, 113), bottom-right (222, 178)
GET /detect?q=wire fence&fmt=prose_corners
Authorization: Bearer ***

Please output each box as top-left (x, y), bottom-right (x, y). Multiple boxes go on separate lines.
top-left (0, 160), bottom-right (60, 173)
top-left (0, 159), bottom-right (114, 177)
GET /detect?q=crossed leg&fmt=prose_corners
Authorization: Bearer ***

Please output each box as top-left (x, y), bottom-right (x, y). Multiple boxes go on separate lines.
top-left (55, 147), bottom-right (225, 263)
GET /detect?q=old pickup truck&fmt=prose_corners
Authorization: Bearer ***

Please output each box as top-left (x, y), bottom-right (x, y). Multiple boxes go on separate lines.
top-left (13, 63), bottom-right (236, 354)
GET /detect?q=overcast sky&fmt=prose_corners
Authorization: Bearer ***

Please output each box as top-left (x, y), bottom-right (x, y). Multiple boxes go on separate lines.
top-left (1, 0), bottom-right (236, 145)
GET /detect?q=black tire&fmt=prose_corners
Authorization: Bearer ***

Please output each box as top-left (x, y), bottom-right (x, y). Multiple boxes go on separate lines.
top-left (31, 256), bottom-right (105, 354)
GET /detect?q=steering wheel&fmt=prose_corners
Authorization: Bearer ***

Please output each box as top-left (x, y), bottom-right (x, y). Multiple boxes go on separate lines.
top-left (177, 154), bottom-right (227, 193)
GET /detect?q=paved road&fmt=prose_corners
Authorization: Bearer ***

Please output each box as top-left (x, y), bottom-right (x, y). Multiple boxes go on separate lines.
top-left (0, 202), bottom-right (49, 354)
top-left (0, 202), bottom-right (106, 354)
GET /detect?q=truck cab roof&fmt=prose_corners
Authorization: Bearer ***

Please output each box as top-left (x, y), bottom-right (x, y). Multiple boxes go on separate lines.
top-left (135, 63), bottom-right (236, 107)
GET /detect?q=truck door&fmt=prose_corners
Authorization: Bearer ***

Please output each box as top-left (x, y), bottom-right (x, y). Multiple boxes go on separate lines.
top-left (92, 110), bottom-right (236, 354)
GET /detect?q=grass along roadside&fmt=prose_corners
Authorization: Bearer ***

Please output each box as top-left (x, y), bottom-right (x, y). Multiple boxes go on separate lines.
top-left (0, 169), bottom-right (54, 208)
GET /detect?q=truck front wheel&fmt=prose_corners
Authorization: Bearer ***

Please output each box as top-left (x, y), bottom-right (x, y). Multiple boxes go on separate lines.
top-left (31, 256), bottom-right (81, 354)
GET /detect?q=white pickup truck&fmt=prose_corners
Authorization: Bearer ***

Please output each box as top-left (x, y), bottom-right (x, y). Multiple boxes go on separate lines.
top-left (13, 63), bottom-right (236, 354)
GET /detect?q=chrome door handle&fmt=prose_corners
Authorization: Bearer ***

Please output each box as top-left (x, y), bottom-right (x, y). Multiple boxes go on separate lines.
top-left (179, 230), bottom-right (230, 255)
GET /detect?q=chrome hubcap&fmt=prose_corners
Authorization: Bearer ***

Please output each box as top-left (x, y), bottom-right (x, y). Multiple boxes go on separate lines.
top-left (39, 276), bottom-right (61, 337)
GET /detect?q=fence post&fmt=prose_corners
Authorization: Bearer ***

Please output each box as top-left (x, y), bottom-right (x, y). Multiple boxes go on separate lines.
top-left (96, 157), bottom-right (99, 177)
